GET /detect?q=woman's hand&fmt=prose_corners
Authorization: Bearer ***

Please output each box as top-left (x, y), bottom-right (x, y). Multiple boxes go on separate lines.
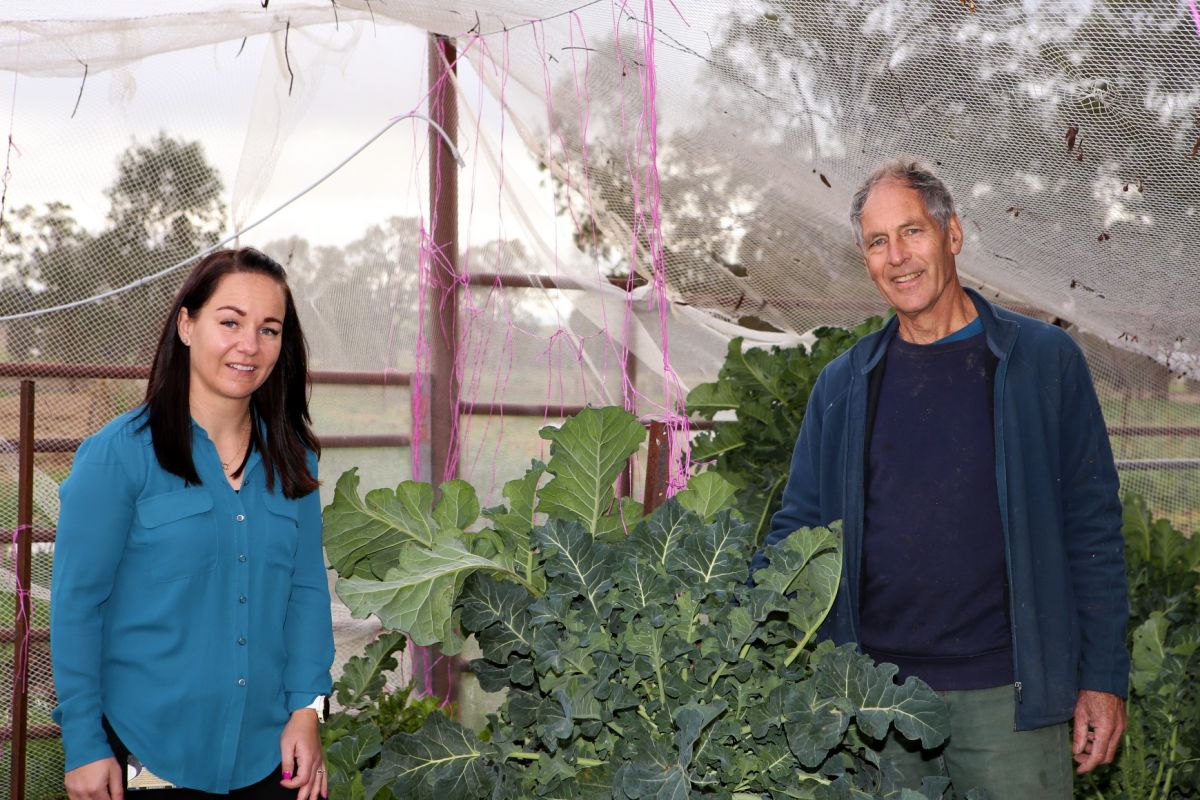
top-left (64, 757), bottom-right (123, 800)
top-left (280, 708), bottom-right (326, 800)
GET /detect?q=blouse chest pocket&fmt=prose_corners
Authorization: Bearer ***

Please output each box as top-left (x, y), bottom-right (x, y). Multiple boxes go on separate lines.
top-left (134, 488), bottom-right (217, 582)
top-left (261, 492), bottom-right (300, 571)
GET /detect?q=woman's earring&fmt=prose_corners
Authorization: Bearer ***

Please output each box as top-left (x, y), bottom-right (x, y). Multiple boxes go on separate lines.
top-left (181, 337), bottom-right (190, 346)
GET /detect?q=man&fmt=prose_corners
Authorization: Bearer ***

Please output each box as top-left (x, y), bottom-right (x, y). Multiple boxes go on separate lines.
top-left (757, 160), bottom-right (1129, 797)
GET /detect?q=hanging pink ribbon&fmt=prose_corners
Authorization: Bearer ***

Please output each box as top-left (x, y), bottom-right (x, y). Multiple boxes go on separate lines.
top-left (8, 523), bottom-right (34, 691)
top-left (1191, 0), bottom-right (1200, 36)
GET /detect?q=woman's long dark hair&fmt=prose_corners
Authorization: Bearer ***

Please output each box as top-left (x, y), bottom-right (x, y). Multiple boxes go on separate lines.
top-left (139, 247), bottom-right (319, 498)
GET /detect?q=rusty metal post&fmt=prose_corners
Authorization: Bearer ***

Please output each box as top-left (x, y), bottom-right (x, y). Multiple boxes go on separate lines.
top-left (9, 380), bottom-right (35, 800)
top-left (426, 32), bottom-right (460, 707)
top-left (411, 373), bottom-right (432, 483)
top-left (642, 420), bottom-right (671, 514)
top-left (428, 33), bottom-right (460, 488)
top-left (616, 338), bottom-right (639, 498)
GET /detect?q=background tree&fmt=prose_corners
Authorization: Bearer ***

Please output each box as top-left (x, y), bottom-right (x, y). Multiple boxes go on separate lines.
top-left (539, 30), bottom-right (869, 335)
top-left (534, 1), bottom-right (1199, 340)
top-left (0, 133), bottom-right (225, 364)
top-left (707, 1), bottom-right (1200, 329)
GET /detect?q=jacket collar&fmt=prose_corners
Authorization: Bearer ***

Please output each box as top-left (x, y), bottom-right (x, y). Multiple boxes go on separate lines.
top-left (965, 287), bottom-right (1019, 360)
top-left (851, 286), bottom-right (1019, 374)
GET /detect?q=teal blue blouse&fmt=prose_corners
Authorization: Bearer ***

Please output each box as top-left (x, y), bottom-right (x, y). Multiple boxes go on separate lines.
top-left (50, 409), bottom-right (334, 793)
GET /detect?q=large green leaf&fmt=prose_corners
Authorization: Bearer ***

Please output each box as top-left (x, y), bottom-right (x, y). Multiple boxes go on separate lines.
top-left (706, 603), bottom-right (758, 661)
top-left (542, 763), bottom-right (615, 800)
top-left (327, 771), bottom-right (366, 800)
top-left (628, 499), bottom-right (691, 571)
top-left (324, 469), bottom-right (439, 575)
top-left (612, 555), bottom-right (673, 614)
top-left (665, 510), bottom-right (751, 591)
top-left (482, 461), bottom-right (546, 575)
top-left (1130, 611), bottom-right (1169, 694)
top-left (336, 538), bottom-right (524, 654)
top-left (327, 725), bottom-right (383, 782)
top-left (536, 690), bottom-right (575, 750)
top-left (459, 573), bottom-right (534, 663)
top-left (753, 524), bottom-right (842, 648)
top-left (672, 700), bottom-right (727, 766)
top-left (533, 519), bottom-right (614, 617)
top-left (752, 740), bottom-right (800, 792)
top-left (752, 524), bottom-right (840, 595)
top-left (433, 479), bottom-right (481, 531)
top-left (781, 681), bottom-right (853, 768)
top-left (594, 496), bottom-right (645, 542)
top-left (689, 424), bottom-right (746, 463)
top-left (623, 619), bottom-right (669, 689)
top-left (812, 645), bottom-right (949, 749)
top-left (335, 631), bottom-right (408, 709)
top-left (675, 471), bottom-right (738, 522)
top-left (365, 713), bottom-right (497, 800)
top-left (617, 764), bottom-right (688, 800)
top-left (684, 377), bottom-right (740, 415)
top-left (615, 740), bottom-right (690, 800)
top-left (483, 461), bottom-right (545, 538)
top-left (536, 407), bottom-right (645, 535)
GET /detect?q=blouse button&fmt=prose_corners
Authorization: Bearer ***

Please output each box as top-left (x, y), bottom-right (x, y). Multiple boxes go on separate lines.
top-left (237, 678), bottom-right (247, 687)
top-left (235, 514), bottom-right (246, 522)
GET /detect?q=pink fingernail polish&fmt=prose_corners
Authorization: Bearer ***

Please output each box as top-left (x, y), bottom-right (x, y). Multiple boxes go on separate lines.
top-left (282, 771), bottom-right (292, 780)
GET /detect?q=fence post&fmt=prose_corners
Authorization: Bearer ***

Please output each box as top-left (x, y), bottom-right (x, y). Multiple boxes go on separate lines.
top-left (8, 380), bottom-right (35, 800)
top-left (425, 32), bottom-right (460, 708)
top-left (642, 420), bottom-right (671, 514)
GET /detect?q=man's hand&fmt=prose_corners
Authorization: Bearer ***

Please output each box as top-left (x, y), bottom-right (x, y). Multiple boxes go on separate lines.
top-left (1072, 689), bottom-right (1126, 773)
top-left (280, 708), bottom-right (326, 800)
top-left (64, 756), bottom-right (123, 800)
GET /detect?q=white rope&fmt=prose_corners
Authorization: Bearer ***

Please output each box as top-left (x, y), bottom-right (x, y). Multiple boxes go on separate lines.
top-left (0, 112), bottom-right (465, 323)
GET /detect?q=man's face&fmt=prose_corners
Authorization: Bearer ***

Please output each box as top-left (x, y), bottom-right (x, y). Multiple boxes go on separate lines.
top-left (858, 180), bottom-right (963, 321)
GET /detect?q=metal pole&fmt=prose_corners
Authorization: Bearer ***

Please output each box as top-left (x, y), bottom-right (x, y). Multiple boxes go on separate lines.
top-left (9, 380), bottom-right (35, 800)
top-left (617, 339), bottom-right (638, 498)
top-left (642, 420), bottom-right (671, 514)
top-left (426, 33), bottom-right (460, 707)
top-left (428, 33), bottom-right (460, 488)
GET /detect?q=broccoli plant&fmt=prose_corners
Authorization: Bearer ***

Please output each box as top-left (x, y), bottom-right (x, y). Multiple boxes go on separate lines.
top-left (686, 320), bottom-right (884, 546)
top-left (323, 407), bottom-right (951, 799)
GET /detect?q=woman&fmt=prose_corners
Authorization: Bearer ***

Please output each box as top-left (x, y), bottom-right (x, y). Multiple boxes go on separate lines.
top-left (50, 248), bottom-right (334, 800)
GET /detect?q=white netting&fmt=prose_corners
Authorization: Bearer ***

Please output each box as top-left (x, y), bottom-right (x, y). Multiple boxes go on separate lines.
top-left (2, 2), bottom-right (1199, 795)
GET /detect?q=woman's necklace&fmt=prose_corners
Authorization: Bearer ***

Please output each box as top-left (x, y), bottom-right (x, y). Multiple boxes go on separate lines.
top-left (220, 415), bottom-right (252, 474)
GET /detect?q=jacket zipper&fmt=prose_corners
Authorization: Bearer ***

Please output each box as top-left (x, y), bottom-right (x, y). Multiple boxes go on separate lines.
top-left (992, 325), bottom-right (1022, 730)
top-left (846, 368), bottom-right (865, 645)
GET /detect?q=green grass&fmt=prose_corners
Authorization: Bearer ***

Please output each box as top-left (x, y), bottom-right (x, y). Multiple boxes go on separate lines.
top-left (1, 646), bottom-right (64, 800)
top-left (0, 739), bottom-right (67, 800)
top-left (1100, 392), bottom-right (1200, 531)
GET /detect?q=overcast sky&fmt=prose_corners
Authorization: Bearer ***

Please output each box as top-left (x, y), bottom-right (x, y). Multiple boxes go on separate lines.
top-left (0, 17), bottom-right (543, 250)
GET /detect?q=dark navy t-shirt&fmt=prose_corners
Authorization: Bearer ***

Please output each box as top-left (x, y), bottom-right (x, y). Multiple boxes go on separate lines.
top-left (859, 328), bottom-right (1013, 690)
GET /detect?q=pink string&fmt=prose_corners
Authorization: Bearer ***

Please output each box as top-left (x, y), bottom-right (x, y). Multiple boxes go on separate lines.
top-left (408, 3), bottom-right (698, 698)
top-left (1191, 0), bottom-right (1200, 36)
top-left (8, 523), bottom-right (34, 693)
top-left (632, 0), bottom-right (692, 493)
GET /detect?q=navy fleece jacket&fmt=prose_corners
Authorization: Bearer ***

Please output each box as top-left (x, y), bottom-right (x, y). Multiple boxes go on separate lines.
top-left (754, 290), bottom-right (1129, 730)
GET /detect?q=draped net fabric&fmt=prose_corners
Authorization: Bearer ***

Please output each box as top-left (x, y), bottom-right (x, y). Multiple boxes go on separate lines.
top-left (1, 1), bottom-right (1198, 792)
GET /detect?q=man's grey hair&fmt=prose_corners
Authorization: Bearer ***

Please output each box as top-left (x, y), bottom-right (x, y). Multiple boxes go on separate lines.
top-left (849, 159), bottom-right (956, 248)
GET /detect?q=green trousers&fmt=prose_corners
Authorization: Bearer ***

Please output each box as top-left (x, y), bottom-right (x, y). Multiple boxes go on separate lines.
top-left (872, 685), bottom-right (1073, 800)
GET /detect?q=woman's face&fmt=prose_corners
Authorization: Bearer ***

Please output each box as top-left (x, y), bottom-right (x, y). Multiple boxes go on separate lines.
top-left (177, 271), bottom-right (287, 408)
